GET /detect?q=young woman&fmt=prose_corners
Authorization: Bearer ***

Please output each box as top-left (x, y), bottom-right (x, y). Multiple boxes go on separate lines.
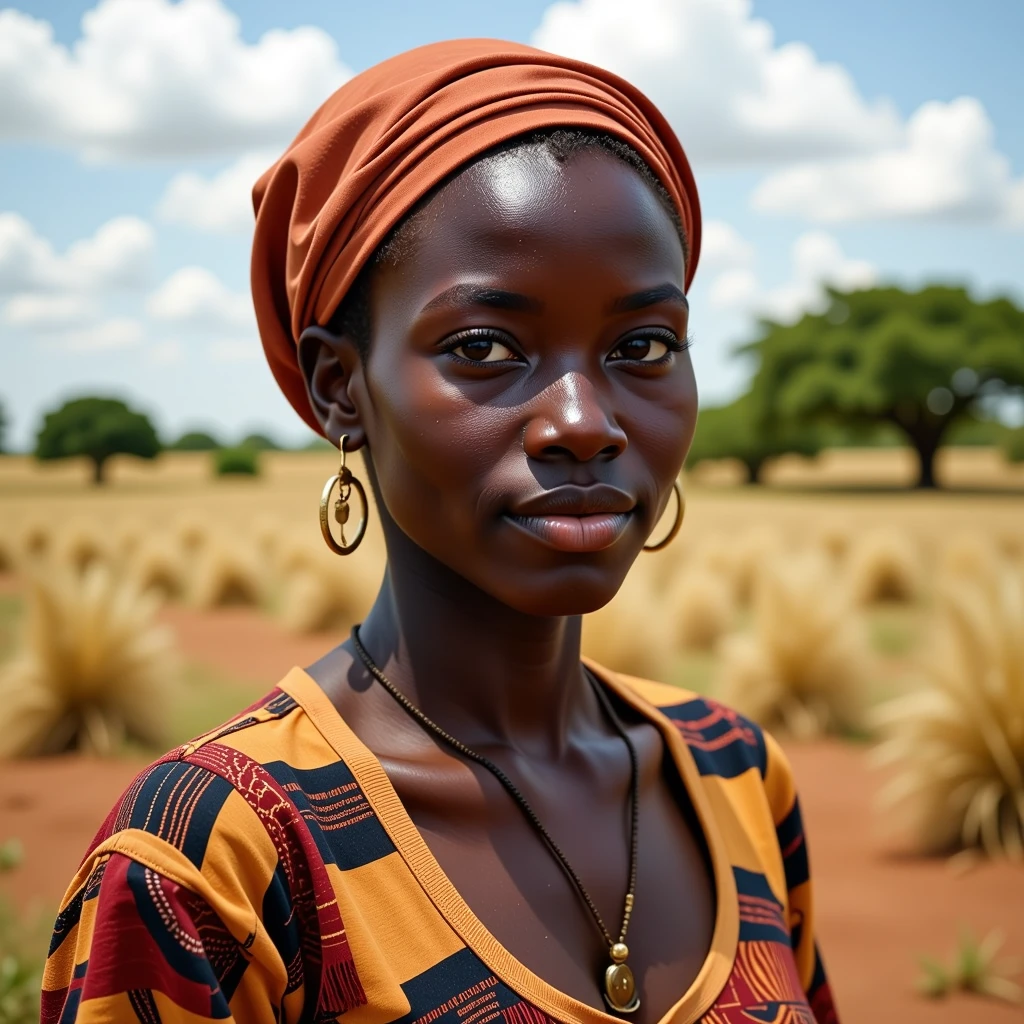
top-left (42, 40), bottom-right (838, 1024)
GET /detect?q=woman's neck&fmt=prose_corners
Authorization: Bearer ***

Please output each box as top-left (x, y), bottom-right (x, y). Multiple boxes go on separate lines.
top-left (354, 527), bottom-right (599, 760)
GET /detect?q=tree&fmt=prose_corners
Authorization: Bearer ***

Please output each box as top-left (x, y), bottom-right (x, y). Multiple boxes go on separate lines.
top-left (744, 286), bottom-right (1024, 488)
top-left (0, 398), bottom-right (7, 453)
top-left (170, 430), bottom-right (220, 451)
top-left (686, 393), bottom-right (821, 483)
top-left (35, 397), bottom-right (161, 485)
top-left (240, 432), bottom-right (281, 451)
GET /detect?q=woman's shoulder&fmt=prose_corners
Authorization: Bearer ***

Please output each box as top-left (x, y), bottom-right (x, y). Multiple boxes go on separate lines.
top-left (79, 670), bottom-right (361, 884)
top-left (602, 665), bottom-right (798, 814)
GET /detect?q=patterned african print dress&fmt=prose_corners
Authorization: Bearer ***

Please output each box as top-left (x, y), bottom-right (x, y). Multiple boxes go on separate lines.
top-left (41, 665), bottom-right (839, 1024)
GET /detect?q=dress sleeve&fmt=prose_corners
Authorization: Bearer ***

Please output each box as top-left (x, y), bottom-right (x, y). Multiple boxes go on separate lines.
top-left (41, 851), bottom-right (286, 1023)
top-left (762, 730), bottom-right (840, 1024)
top-left (40, 760), bottom-right (303, 1023)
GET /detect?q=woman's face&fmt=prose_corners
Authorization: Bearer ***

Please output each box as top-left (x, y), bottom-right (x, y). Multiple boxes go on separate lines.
top-left (317, 147), bottom-right (696, 616)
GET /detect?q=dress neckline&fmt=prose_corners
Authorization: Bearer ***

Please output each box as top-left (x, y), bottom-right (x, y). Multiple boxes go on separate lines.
top-left (278, 662), bottom-right (739, 1024)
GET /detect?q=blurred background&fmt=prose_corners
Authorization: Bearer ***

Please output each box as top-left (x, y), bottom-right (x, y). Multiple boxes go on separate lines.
top-left (1, 2), bottom-right (1023, 1022)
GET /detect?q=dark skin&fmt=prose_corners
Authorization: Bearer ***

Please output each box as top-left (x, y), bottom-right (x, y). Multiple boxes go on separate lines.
top-left (298, 146), bottom-right (711, 1024)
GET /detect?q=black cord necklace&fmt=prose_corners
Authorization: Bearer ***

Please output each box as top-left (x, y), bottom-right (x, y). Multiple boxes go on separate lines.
top-left (350, 626), bottom-right (642, 1014)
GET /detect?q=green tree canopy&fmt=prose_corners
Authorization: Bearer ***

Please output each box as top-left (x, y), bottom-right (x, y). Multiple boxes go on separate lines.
top-left (686, 392), bottom-right (821, 483)
top-left (35, 396), bottom-right (160, 484)
top-left (240, 432), bottom-right (281, 451)
top-left (170, 430), bottom-right (221, 451)
top-left (744, 285), bottom-right (1024, 487)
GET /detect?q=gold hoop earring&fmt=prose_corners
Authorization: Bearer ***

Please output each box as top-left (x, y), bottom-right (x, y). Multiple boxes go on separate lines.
top-left (319, 434), bottom-right (367, 555)
top-left (644, 479), bottom-right (684, 552)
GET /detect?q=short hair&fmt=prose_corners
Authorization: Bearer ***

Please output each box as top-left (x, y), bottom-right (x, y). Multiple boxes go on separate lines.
top-left (329, 127), bottom-right (687, 356)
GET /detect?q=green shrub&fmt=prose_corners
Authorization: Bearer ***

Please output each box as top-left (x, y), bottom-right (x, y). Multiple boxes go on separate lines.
top-left (170, 430), bottom-right (220, 451)
top-left (0, 839), bottom-right (44, 1024)
top-left (1003, 428), bottom-right (1024, 463)
top-left (240, 432), bottom-right (280, 451)
top-left (214, 446), bottom-right (260, 477)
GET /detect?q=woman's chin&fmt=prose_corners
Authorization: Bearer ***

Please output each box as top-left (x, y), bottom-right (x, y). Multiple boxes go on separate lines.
top-left (486, 567), bottom-right (630, 619)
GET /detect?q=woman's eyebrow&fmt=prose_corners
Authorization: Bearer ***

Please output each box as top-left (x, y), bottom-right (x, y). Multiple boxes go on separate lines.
top-left (420, 285), bottom-right (543, 314)
top-left (610, 284), bottom-right (689, 313)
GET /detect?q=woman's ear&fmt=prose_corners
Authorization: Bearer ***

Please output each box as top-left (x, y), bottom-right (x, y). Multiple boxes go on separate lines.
top-left (297, 325), bottom-right (368, 450)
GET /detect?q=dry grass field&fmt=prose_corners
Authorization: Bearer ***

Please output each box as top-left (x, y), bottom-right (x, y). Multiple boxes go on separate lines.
top-left (1, 446), bottom-right (1023, 1023)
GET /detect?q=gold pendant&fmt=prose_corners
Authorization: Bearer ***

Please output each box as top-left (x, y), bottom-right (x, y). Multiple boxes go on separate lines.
top-left (603, 944), bottom-right (640, 1014)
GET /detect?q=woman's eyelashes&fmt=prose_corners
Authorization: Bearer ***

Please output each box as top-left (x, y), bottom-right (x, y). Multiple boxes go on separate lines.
top-left (444, 328), bottom-right (522, 364)
top-left (439, 326), bottom-right (692, 368)
top-left (608, 327), bottom-right (688, 364)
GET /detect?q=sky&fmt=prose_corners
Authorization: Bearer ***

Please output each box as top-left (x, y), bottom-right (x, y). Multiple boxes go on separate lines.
top-left (2, 0), bottom-right (1022, 450)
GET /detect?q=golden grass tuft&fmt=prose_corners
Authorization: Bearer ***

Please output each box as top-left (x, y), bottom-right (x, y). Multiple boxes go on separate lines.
top-left (668, 566), bottom-right (735, 651)
top-left (278, 564), bottom-right (362, 634)
top-left (189, 541), bottom-right (266, 609)
top-left (719, 551), bottom-right (870, 738)
top-left (114, 521), bottom-right (144, 564)
top-left (815, 519), bottom-right (854, 563)
top-left (730, 526), bottom-right (785, 604)
top-left (18, 522), bottom-right (51, 563)
top-left (131, 540), bottom-right (188, 600)
top-left (939, 532), bottom-right (1003, 591)
top-left (847, 527), bottom-right (922, 605)
top-left (0, 565), bottom-right (177, 756)
top-left (56, 523), bottom-right (111, 575)
top-left (0, 532), bottom-right (14, 573)
top-left (173, 515), bottom-right (210, 557)
top-left (582, 563), bottom-right (674, 681)
top-left (873, 570), bottom-right (1024, 858)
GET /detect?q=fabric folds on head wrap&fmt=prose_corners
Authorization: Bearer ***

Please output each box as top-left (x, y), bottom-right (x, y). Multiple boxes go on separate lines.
top-left (251, 38), bottom-right (702, 434)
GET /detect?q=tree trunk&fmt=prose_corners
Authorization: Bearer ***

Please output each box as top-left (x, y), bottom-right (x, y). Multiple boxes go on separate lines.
top-left (745, 458), bottom-right (764, 485)
top-left (92, 456), bottom-right (107, 485)
top-left (915, 440), bottom-right (938, 489)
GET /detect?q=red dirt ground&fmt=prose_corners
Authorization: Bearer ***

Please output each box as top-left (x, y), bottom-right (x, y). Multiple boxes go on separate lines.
top-left (3, 602), bottom-right (1023, 1023)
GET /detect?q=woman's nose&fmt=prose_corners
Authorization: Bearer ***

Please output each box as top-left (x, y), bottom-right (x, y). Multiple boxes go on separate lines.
top-left (522, 370), bottom-right (627, 463)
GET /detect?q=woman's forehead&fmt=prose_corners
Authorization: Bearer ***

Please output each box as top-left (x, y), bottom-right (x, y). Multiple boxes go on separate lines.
top-left (394, 149), bottom-right (686, 278)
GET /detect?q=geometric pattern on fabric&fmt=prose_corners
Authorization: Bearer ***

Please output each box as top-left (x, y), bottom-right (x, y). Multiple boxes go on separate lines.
top-left (660, 698), bottom-right (768, 779)
top-left (41, 669), bottom-right (840, 1024)
top-left (392, 948), bottom-right (558, 1024)
top-left (263, 760), bottom-right (397, 871)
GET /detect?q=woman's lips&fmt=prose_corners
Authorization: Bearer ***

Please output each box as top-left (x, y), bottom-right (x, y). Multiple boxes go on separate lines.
top-left (506, 512), bottom-right (632, 552)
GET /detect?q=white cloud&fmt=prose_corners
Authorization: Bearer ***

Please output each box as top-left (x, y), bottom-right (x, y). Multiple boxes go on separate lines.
top-left (55, 317), bottom-right (144, 351)
top-left (146, 267), bottom-right (254, 329)
top-left (533, 0), bottom-right (901, 166)
top-left (700, 220), bottom-right (755, 274)
top-left (0, 0), bottom-right (351, 160)
top-left (708, 229), bottom-right (877, 324)
top-left (149, 339), bottom-right (185, 365)
top-left (753, 98), bottom-right (1024, 227)
top-left (156, 151), bottom-right (270, 233)
top-left (2, 293), bottom-right (98, 328)
top-left (0, 213), bottom-right (154, 295)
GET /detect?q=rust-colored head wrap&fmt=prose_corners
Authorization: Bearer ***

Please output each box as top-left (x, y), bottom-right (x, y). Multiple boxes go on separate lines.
top-left (251, 38), bottom-right (701, 434)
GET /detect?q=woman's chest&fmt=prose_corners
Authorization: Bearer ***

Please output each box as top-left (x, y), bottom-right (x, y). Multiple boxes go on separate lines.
top-left (384, 748), bottom-right (716, 1024)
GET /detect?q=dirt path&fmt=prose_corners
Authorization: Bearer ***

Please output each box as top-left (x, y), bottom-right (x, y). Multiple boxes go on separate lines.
top-left (2, 601), bottom-right (1022, 1022)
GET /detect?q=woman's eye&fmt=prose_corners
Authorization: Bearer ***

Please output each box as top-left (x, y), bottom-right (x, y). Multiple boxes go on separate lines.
top-left (451, 337), bottom-right (518, 363)
top-left (611, 336), bottom-right (671, 362)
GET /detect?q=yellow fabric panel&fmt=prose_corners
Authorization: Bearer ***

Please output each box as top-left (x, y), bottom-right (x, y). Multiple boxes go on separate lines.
top-left (762, 731), bottom-right (798, 827)
top-left (333, 853), bottom-right (465, 983)
top-left (151, 989), bottom-right (248, 1024)
top-left (701, 771), bottom-right (787, 910)
top-left (199, 787), bottom-right (280, 923)
top-left (70, 992), bottom-right (146, 1022)
top-left (788, 880), bottom-right (816, 990)
top-left (206, 704), bottom-right (338, 770)
top-left (611, 673), bottom-right (697, 710)
top-left (40, 854), bottom-right (106, 998)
